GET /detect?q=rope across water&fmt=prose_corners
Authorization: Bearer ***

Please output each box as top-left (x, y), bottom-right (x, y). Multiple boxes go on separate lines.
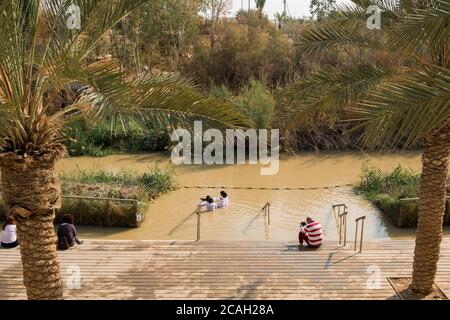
top-left (181, 184), bottom-right (355, 191)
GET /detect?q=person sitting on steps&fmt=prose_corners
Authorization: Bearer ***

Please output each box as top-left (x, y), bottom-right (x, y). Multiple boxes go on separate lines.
top-left (57, 214), bottom-right (84, 250)
top-left (299, 217), bottom-right (323, 248)
top-left (1, 216), bottom-right (19, 249)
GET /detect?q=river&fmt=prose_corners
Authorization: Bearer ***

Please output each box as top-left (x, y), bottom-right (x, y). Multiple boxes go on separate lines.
top-left (56, 151), bottom-right (450, 241)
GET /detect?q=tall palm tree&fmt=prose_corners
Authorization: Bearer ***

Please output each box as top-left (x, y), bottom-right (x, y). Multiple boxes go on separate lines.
top-left (286, 0), bottom-right (449, 294)
top-left (0, 0), bottom-right (249, 300)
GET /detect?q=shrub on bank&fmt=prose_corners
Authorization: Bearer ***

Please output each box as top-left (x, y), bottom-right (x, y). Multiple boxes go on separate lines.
top-left (60, 166), bottom-right (177, 201)
top-left (359, 162), bottom-right (422, 200)
top-left (358, 162), bottom-right (450, 228)
top-left (233, 80), bottom-right (275, 129)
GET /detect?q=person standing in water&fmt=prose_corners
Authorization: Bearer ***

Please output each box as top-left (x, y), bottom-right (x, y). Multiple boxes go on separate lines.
top-left (1, 216), bottom-right (19, 249)
top-left (198, 196), bottom-right (218, 212)
top-left (299, 217), bottom-right (323, 248)
top-left (215, 191), bottom-right (229, 208)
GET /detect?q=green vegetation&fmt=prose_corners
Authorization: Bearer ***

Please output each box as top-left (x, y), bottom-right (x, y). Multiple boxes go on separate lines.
top-left (65, 119), bottom-right (170, 157)
top-left (56, 1), bottom-right (399, 154)
top-left (67, 79), bottom-right (277, 155)
top-left (60, 167), bottom-right (177, 201)
top-left (357, 162), bottom-right (450, 228)
top-left (233, 80), bottom-right (275, 129)
top-left (358, 162), bottom-right (423, 200)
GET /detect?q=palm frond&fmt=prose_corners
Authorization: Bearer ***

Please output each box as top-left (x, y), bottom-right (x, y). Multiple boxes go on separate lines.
top-left (296, 23), bottom-right (382, 55)
top-left (387, 0), bottom-right (450, 60)
top-left (0, 0), bottom-right (33, 108)
top-left (349, 64), bottom-right (450, 149)
top-left (75, 71), bottom-right (253, 133)
top-left (284, 64), bottom-right (396, 125)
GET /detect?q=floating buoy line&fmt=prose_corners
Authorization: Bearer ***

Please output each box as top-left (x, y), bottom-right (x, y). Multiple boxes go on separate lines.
top-left (181, 184), bottom-right (355, 191)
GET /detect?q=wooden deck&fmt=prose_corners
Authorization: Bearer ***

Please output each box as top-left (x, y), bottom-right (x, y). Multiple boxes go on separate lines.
top-left (1, 239), bottom-right (450, 300)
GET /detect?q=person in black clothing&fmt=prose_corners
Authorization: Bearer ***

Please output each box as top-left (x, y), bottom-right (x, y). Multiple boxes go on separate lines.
top-left (57, 214), bottom-right (83, 250)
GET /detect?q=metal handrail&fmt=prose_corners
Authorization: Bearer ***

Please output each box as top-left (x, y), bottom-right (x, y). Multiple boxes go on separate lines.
top-left (338, 212), bottom-right (348, 246)
top-left (332, 204), bottom-right (348, 246)
top-left (332, 203), bottom-right (347, 215)
top-left (354, 216), bottom-right (366, 252)
top-left (196, 209), bottom-right (201, 241)
top-left (262, 202), bottom-right (271, 225)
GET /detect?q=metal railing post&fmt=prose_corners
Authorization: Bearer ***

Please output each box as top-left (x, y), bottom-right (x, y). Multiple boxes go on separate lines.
top-left (338, 212), bottom-right (348, 246)
top-left (339, 214), bottom-right (342, 245)
top-left (354, 216), bottom-right (366, 253)
top-left (332, 204), bottom-right (347, 215)
top-left (359, 218), bottom-right (365, 253)
top-left (262, 202), bottom-right (271, 225)
top-left (196, 210), bottom-right (201, 241)
top-left (343, 213), bottom-right (347, 246)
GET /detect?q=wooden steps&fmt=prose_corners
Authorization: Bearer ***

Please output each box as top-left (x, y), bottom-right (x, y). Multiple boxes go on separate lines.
top-left (1, 239), bottom-right (450, 300)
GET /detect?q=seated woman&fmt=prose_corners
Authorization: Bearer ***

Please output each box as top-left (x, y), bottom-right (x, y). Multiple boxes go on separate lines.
top-left (57, 214), bottom-right (84, 250)
top-left (214, 191), bottom-right (229, 208)
top-left (198, 196), bottom-right (218, 212)
top-left (1, 217), bottom-right (19, 249)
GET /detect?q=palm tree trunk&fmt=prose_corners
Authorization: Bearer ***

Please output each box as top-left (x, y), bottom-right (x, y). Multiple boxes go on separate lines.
top-left (0, 154), bottom-right (64, 300)
top-left (411, 125), bottom-right (450, 294)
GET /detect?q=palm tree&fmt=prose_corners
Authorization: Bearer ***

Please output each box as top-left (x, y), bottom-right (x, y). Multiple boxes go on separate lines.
top-left (254, 0), bottom-right (266, 17)
top-left (275, 12), bottom-right (286, 29)
top-left (0, 0), bottom-right (249, 300)
top-left (286, 0), bottom-right (449, 294)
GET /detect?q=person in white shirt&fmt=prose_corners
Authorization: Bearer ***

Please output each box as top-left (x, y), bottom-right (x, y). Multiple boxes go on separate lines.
top-left (214, 191), bottom-right (229, 208)
top-left (1, 216), bottom-right (19, 249)
top-left (198, 196), bottom-right (218, 212)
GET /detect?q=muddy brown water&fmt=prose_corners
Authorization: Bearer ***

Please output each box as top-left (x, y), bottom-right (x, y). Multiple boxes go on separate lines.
top-left (56, 151), bottom-right (450, 241)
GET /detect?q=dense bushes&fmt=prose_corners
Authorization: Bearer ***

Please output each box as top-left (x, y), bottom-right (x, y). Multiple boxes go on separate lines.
top-left (187, 11), bottom-right (295, 90)
top-left (210, 80), bottom-right (277, 129)
top-left (233, 80), bottom-right (275, 129)
top-left (357, 162), bottom-right (450, 227)
top-left (358, 162), bottom-right (423, 200)
top-left (65, 120), bottom-right (170, 157)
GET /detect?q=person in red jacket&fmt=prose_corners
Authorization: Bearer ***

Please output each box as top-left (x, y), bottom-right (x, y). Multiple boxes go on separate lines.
top-left (299, 217), bottom-right (323, 248)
